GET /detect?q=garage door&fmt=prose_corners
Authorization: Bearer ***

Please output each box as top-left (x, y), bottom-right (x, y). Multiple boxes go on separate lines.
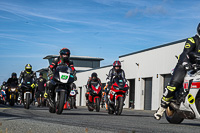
top-left (163, 74), bottom-right (171, 91)
top-left (144, 78), bottom-right (152, 110)
top-left (128, 79), bottom-right (135, 108)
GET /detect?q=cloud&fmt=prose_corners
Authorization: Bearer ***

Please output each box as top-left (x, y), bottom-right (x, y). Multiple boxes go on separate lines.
top-left (0, 15), bottom-right (13, 20)
top-left (125, 5), bottom-right (167, 18)
top-left (43, 24), bottom-right (72, 33)
top-left (0, 33), bottom-right (60, 49)
top-left (0, 1), bottom-right (131, 29)
top-left (0, 54), bottom-right (44, 58)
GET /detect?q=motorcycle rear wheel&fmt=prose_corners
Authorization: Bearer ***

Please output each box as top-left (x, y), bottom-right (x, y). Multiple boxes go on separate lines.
top-left (165, 106), bottom-right (184, 124)
top-left (49, 105), bottom-right (56, 113)
top-left (108, 103), bottom-right (114, 114)
top-left (70, 97), bottom-right (75, 109)
top-left (87, 104), bottom-right (94, 111)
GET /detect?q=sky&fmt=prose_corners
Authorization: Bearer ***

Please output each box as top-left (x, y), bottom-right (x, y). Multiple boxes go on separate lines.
top-left (0, 0), bottom-right (200, 84)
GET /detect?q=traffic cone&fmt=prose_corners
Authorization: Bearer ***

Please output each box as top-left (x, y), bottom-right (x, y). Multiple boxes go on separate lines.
top-left (63, 102), bottom-right (67, 109)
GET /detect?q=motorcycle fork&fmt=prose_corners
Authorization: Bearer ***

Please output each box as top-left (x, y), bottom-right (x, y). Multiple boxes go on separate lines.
top-left (55, 92), bottom-right (58, 102)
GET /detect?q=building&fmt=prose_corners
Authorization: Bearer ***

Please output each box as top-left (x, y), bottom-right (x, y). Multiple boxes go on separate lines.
top-left (37, 55), bottom-right (104, 76)
top-left (75, 39), bottom-right (187, 110)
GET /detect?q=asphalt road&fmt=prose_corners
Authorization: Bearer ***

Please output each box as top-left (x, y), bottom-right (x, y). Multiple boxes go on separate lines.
top-left (1, 104), bottom-right (200, 133)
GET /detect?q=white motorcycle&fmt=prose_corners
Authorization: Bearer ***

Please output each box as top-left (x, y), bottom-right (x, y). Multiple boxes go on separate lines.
top-left (165, 55), bottom-right (200, 124)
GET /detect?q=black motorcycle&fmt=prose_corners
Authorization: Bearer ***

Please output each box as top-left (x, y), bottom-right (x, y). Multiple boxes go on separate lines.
top-left (49, 65), bottom-right (74, 114)
top-left (21, 79), bottom-right (34, 109)
top-left (8, 84), bottom-right (18, 106)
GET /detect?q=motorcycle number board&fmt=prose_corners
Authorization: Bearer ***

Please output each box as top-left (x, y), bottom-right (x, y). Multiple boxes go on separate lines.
top-left (59, 72), bottom-right (70, 83)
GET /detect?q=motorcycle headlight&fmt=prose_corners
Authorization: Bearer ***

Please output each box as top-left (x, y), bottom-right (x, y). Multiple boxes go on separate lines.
top-left (11, 88), bottom-right (16, 92)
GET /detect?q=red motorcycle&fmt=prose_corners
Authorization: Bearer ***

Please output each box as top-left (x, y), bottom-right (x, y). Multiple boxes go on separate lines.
top-left (87, 82), bottom-right (102, 112)
top-left (108, 77), bottom-right (129, 115)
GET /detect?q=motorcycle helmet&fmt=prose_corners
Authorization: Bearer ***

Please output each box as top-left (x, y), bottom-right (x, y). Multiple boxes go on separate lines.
top-left (25, 64), bottom-right (32, 74)
top-left (60, 48), bottom-right (70, 62)
top-left (39, 72), bottom-right (43, 76)
top-left (197, 23), bottom-right (200, 37)
top-left (11, 72), bottom-right (17, 78)
top-left (113, 60), bottom-right (121, 72)
top-left (3, 81), bottom-right (6, 86)
top-left (91, 72), bottom-right (97, 80)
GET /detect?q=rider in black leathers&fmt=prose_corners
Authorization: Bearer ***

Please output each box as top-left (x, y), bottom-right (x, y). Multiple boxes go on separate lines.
top-left (106, 61), bottom-right (127, 95)
top-left (18, 64), bottom-right (37, 102)
top-left (154, 23), bottom-right (200, 120)
top-left (46, 48), bottom-right (77, 107)
top-left (86, 72), bottom-right (102, 104)
top-left (6, 72), bottom-right (18, 102)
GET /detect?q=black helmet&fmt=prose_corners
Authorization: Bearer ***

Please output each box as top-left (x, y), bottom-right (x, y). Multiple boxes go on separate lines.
top-left (3, 81), bottom-right (6, 85)
top-left (197, 23), bottom-right (200, 36)
top-left (11, 72), bottom-right (17, 78)
top-left (25, 64), bottom-right (32, 73)
top-left (91, 72), bottom-right (97, 78)
top-left (39, 72), bottom-right (43, 76)
top-left (60, 48), bottom-right (70, 62)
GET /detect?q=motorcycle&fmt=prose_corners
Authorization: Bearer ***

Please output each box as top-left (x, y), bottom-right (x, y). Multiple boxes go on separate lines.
top-left (87, 82), bottom-right (102, 112)
top-left (107, 76), bottom-right (129, 115)
top-left (69, 90), bottom-right (77, 109)
top-left (48, 65), bottom-right (74, 114)
top-left (21, 80), bottom-right (34, 109)
top-left (165, 54), bottom-right (200, 124)
top-left (8, 84), bottom-right (18, 106)
top-left (1, 88), bottom-right (7, 105)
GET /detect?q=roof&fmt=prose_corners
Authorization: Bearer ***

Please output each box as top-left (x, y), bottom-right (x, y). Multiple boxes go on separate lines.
top-left (36, 68), bottom-right (48, 73)
top-left (119, 38), bottom-right (187, 58)
top-left (77, 64), bottom-right (113, 73)
top-left (43, 55), bottom-right (104, 61)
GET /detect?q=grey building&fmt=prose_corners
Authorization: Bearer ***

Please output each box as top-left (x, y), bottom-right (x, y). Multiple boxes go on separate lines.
top-left (37, 55), bottom-right (104, 78)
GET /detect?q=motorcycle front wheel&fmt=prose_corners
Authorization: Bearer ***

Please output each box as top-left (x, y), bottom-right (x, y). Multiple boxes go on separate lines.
top-left (24, 93), bottom-right (30, 109)
top-left (165, 106), bottom-right (184, 124)
top-left (56, 91), bottom-right (65, 114)
top-left (95, 98), bottom-right (100, 112)
top-left (10, 95), bottom-right (15, 106)
top-left (115, 97), bottom-right (123, 115)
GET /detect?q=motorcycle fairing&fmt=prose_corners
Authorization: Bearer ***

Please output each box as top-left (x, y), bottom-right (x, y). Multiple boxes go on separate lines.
top-left (59, 72), bottom-right (70, 83)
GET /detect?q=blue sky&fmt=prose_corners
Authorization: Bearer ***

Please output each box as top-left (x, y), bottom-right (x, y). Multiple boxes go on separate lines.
top-left (0, 0), bottom-right (200, 84)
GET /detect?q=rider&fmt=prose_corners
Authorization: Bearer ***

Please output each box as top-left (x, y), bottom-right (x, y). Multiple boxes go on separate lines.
top-left (35, 72), bottom-right (46, 107)
top-left (106, 60), bottom-right (127, 95)
top-left (154, 23), bottom-right (200, 120)
top-left (86, 72), bottom-right (102, 104)
top-left (72, 83), bottom-right (78, 109)
top-left (18, 64), bottom-right (37, 102)
top-left (6, 72), bottom-right (18, 102)
top-left (1, 81), bottom-right (7, 100)
top-left (46, 48), bottom-right (77, 107)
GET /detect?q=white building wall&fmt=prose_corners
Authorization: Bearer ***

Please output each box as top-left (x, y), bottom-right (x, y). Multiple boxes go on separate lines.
top-left (75, 66), bottom-right (113, 106)
top-left (119, 41), bottom-right (185, 110)
top-left (75, 40), bottom-right (186, 110)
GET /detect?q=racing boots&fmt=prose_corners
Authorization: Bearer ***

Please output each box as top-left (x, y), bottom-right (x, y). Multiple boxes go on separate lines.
top-left (154, 106), bottom-right (166, 120)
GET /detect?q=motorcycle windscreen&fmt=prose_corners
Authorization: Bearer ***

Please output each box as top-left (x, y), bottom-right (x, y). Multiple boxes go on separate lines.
top-left (113, 77), bottom-right (125, 89)
top-left (54, 65), bottom-right (72, 82)
top-left (24, 76), bottom-right (34, 85)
